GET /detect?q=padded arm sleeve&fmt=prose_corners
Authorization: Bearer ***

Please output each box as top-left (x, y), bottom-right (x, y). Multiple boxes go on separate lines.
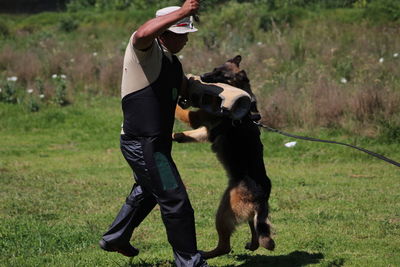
top-left (185, 74), bottom-right (251, 120)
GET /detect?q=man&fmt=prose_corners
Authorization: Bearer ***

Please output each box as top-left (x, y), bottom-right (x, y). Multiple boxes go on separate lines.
top-left (99, 1), bottom-right (209, 266)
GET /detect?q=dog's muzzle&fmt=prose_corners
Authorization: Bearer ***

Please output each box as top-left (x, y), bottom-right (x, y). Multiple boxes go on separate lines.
top-left (185, 75), bottom-right (251, 120)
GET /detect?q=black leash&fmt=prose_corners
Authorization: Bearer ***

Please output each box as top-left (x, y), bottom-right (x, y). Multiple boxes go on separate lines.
top-left (254, 121), bottom-right (400, 168)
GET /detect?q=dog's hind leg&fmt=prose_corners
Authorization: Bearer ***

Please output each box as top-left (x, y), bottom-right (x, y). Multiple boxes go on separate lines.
top-left (245, 219), bottom-right (259, 251)
top-left (255, 201), bottom-right (275, 251)
top-left (202, 191), bottom-right (236, 259)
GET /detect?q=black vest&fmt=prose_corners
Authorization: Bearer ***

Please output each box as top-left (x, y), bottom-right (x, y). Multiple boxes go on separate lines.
top-left (122, 48), bottom-right (183, 140)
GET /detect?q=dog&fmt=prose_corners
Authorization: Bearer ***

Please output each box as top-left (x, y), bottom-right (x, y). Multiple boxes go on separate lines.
top-left (173, 55), bottom-right (275, 259)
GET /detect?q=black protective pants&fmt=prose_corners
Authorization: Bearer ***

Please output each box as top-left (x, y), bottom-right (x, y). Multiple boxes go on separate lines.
top-left (102, 135), bottom-right (206, 267)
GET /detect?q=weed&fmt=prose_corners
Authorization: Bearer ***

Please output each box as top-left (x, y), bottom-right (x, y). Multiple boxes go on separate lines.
top-left (379, 119), bottom-right (400, 144)
top-left (52, 75), bottom-right (69, 106)
top-left (0, 19), bottom-right (10, 37)
top-left (364, 0), bottom-right (400, 23)
top-left (58, 16), bottom-right (79, 32)
top-left (26, 89), bottom-right (40, 112)
top-left (0, 82), bottom-right (18, 104)
top-left (333, 57), bottom-right (354, 81)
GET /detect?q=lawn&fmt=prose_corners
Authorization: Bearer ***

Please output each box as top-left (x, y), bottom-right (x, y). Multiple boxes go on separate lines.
top-left (0, 96), bottom-right (399, 266)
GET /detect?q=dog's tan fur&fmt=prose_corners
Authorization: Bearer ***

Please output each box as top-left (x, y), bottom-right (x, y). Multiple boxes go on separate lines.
top-left (174, 55), bottom-right (275, 259)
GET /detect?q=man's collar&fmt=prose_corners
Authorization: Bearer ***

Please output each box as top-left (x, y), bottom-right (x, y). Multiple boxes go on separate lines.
top-left (157, 38), bottom-right (173, 61)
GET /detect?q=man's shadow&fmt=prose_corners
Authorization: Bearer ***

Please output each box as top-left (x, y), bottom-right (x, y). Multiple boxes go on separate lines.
top-left (228, 250), bottom-right (325, 267)
top-left (125, 251), bottom-right (325, 267)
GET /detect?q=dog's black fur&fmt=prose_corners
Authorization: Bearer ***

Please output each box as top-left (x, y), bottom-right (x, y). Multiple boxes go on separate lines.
top-left (174, 55), bottom-right (275, 259)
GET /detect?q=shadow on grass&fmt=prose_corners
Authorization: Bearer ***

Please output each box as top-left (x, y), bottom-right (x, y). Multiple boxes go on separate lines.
top-left (229, 250), bottom-right (325, 267)
top-left (124, 258), bottom-right (175, 267)
top-left (122, 250), bottom-right (324, 267)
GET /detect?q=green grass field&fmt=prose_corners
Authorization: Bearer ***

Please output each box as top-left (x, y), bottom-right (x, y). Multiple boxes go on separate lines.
top-left (1, 96), bottom-right (399, 266)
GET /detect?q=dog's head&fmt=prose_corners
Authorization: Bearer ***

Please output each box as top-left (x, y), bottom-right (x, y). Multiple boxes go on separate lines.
top-left (201, 55), bottom-right (250, 90)
top-left (200, 55), bottom-right (260, 120)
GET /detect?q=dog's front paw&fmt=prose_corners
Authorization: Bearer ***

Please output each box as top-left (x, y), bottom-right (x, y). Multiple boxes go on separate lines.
top-left (172, 132), bottom-right (186, 143)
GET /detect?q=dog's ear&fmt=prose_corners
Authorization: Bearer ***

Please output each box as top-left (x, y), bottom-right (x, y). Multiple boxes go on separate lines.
top-left (228, 55), bottom-right (242, 67)
top-left (237, 70), bottom-right (249, 83)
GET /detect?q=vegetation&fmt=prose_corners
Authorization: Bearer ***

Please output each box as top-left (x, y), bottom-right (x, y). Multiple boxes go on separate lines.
top-left (1, 1), bottom-right (399, 266)
top-left (1, 97), bottom-right (399, 266)
top-left (1, 0), bottom-right (399, 138)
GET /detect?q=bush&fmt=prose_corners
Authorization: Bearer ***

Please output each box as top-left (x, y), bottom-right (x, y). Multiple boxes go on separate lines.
top-left (58, 16), bottom-right (79, 32)
top-left (259, 6), bottom-right (307, 31)
top-left (66, 0), bottom-right (96, 12)
top-left (66, 0), bottom-right (181, 12)
top-left (379, 120), bottom-right (400, 144)
top-left (0, 82), bottom-right (18, 104)
top-left (0, 19), bottom-right (10, 37)
top-left (364, 0), bottom-right (400, 22)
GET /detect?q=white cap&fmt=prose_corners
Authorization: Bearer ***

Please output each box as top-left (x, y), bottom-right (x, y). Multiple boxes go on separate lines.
top-left (156, 6), bottom-right (198, 34)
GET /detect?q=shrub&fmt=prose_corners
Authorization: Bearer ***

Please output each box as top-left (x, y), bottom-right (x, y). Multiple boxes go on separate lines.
top-left (26, 94), bottom-right (40, 112)
top-left (259, 6), bottom-right (307, 31)
top-left (364, 0), bottom-right (400, 22)
top-left (58, 16), bottom-right (79, 32)
top-left (0, 19), bottom-right (10, 37)
top-left (66, 0), bottom-right (181, 12)
top-left (66, 0), bottom-right (96, 12)
top-left (333, 57), bottom-right (354, 81)
top-left (52, 75), bottom-right (69, 106)
top-left (379, 120), bottom-right (400, 144)
top-left (0, 82), bottom-right (18, 104)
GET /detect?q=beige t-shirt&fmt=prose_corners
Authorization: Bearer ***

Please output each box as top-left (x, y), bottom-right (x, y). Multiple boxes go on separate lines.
top-left (121, 32), bottom-right (174, 99)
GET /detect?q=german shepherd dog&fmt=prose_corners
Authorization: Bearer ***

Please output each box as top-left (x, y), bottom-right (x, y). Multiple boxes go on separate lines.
top-left (173, 55), bottom-right (275, 259)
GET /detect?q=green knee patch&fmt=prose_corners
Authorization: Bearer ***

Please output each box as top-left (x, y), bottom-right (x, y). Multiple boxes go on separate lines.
top-left (172, 88), bottom-right (178, 101)
top-left (154, 152), bottom-right (178, 191)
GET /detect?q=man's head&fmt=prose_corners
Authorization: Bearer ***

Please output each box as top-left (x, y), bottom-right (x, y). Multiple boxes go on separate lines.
top-left (156, 6), bottom-right (198, 54)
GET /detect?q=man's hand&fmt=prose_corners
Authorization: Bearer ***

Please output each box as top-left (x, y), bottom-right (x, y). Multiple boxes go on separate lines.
top-left (181, 0), bottom-right (200, 17)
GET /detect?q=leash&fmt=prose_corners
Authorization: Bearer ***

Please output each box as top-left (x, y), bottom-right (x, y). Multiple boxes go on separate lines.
top-left (254, 121), bottom-right (400, 168)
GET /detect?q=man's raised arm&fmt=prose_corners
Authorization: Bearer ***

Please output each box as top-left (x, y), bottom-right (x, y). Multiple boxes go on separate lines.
top-left (132, 0), bottom-right (199, 50)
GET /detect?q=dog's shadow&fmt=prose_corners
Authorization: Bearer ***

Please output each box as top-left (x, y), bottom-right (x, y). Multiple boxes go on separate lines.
top-left (124, 250), bottom-right (324, 267)
top-left (226, 250), bottom-right (324, 267)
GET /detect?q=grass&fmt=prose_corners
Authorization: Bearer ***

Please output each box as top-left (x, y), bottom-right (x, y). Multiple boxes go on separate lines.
top-left (1, 3), bottom-right (400, 266)
top-left (1, 96), bottom-right (399, 266)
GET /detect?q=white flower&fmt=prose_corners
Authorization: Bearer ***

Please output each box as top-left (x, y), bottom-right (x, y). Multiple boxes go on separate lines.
top-left (60, 74), bottom-right (67, 79)
top-left (52, 74), bottom-right (58, 79)
top-left (340, 77), bottom-right (348, 84)
top-left (7, 76), bottom-right (18, 82)
top-left (0, 88), bottom-right (2, 93)
top-left (285, 141), bottom-right (297, 148)
top-left (394, 53), bottom-right (399, 58)
top-left (39, 94), bottom-right (45, 99)
top-left (257, 41), bottom-right (263, 46)
top-left (70, 58), bottom-right (75, 63)
top-left (379, 57), bottom-right (384, 63)
top-left (92, 52), bottom-right (98, 57)
top-left (27, 89), bottom-right (34, 94)
top-left (178, 55), bottom-right (184, 60)
top-left (208, 58), bottom-right (213, 62)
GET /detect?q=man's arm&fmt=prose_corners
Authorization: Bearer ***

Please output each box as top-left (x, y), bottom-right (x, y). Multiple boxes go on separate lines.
top-left (132, 0), bottom-right (199, 51)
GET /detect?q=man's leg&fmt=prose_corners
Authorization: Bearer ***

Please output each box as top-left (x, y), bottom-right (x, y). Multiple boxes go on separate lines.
top-left (101, 183), bottom-right (157, 246)
top-left (100, 136), bottom-right (158, 256)
top-left (140, 140), bottom-right (208, 267)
